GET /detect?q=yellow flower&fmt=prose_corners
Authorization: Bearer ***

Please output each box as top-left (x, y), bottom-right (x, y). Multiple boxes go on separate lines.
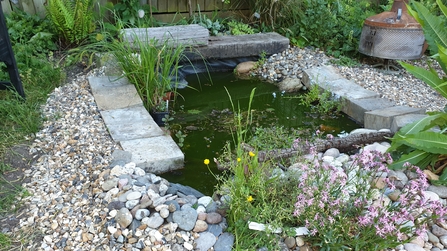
top-left (249, 151), bottom-right (255, 157)
top-left (204, 159), bottom-right (210, 165)
top-left (246, 195), bottom-right (254, 202)
top-left (237, 158), bottom-right (241, 162)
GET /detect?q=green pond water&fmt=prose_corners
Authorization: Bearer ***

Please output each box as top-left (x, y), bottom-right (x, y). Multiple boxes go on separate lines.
top-left (160, 72), bottom-right (360, 195)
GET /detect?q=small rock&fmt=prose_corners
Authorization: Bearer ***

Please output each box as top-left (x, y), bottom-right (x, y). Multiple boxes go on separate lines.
top-left (126, 191), bottom-right (142, 201)
top-left (193, 220), bottom-right (208, 232)
top-left (432, 224), bottom-right (447, 237)
top-left (173, 207), bottom-right (198, 231)
top-left (284, 236), bottom-right (296, 249)
top-left (403, 243), bottom-right (425, 251)
top-left (195, 232), bottom-right (217, 251)
top-left (206, 212), bottom-right (222, 224)
top-left (144, 213), bottom-right (164, 229)
top-left (115, 208), bottom-right (133, 228)
top-left (102, 178), bottom-right (119, 191)
top-left (235, 61), bottom-right (256, 75)
top-left (134, 209), bottom-right (150, 220)
top-left (214, 232), bottom-right (234, 251)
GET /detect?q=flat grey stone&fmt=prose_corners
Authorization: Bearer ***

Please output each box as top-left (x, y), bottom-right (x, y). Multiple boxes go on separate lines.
top-left (88, 76), bottom-right (142, 110)
top-left (172, 207), bottom-right (197, 231)
top-left (120, 136), bottom-right (184, 174)
top-left (391, 113), bottom-right (428, 133)
top-left (214, 232), bottom-right (234, 251)
top-left (100, 106), bottom-right (164, 142)
top-left (302, 65), bottom-right (344, 88)
top-left (342, 97), bottom-right (396, 124)
top-left (365, 106), bottom-right (426, 130)
top-left (195, 232), bottom-right (216, 251)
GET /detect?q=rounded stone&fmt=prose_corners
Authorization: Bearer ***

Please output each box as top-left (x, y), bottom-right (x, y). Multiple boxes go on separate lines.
top-left (193, 220), bottom-right (208, 232)
top-left (102, 178), bottom-right (119, 191)
top-left (126, 191), bottom-right (142, 201)
top-left (172, 207), bottom-right (198, 231)
top-left (134, 209), bottom-right (150, 220)
top-left (115, 208), bottom-right (133, 228)
top-left (206, 212), bottom-right (222, 224)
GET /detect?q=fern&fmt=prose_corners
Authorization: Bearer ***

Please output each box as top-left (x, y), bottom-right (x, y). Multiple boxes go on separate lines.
top-left (46, 0), bottom-right (94, 46)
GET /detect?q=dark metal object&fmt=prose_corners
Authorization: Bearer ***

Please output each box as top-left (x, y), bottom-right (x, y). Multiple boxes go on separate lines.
top-left (0, 0), bottom-right (25, 98)
top-left (358, 0), bottom-right (426, 60)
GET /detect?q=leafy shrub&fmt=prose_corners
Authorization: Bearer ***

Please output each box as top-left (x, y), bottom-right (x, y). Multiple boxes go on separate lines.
top-left (227, 20), bottom-right (254, 35)
top-left (5, 9), bottom-right (57, 55)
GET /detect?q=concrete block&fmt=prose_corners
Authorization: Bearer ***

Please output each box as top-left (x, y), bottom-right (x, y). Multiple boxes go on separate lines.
top-left (320, 79), bottom-right (379, 101)
top-left (100, 106), bottom-right (164, 142)
top-left (120, 136), bottom-right (184, 174)
top-left (391, 114), bottom-right (428, 133)
top-left (342, 98), bottom-right (396, 124)
top-left (302, 65), bottom-right (344, 88)
top-left (88, 76), bottom-right (142, 111)
top-left (185, 32), bottom-right (289, 61)
top-left (365, 106), bottom-right (426, 130)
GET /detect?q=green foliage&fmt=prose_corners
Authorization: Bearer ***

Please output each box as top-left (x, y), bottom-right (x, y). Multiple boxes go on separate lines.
top-left (300, 84), bottom-right (342, 116)
top-left (249, 126), bottom-right (304, 150)
top-left (409, 0), bottom-right (447, 54)
top-left (190, 12), bottom-right (225, 36)
top-left (5, 10), bottom-right (57, 55)
top-left (227, 20), bottom-right (255, 35)
top-left (389, 0), bottom-right (447, 184)
top-left (46, 0), bottom-right (95, 46)
top-left (110, 36), bottom-right (185, 111)
top-left (112, 0), bottom-right (158, 28)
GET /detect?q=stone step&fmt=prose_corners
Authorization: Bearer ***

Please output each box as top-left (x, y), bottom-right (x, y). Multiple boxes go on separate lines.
top-left (302, 65), bottom-right (427, 131)
top-left (88, 76), bottom-right (184, 174)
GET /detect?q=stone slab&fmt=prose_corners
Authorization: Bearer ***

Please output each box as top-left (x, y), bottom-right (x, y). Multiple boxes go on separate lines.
top-left (365, 106), bottom-right (426, 130)
top-left (120, 136), bottom-right (184, 174)
top-left (342, 97), bottom-right (396, 124)
top-left (301, 65), bottom-right (344, 88)
top-left (184, 32), bottom-right (289, 61)
top-left (122, 24), bottom-right (209, 48)
top-left (100, 106), bottom-right (164, 142)
top-left (320, 78), bottom-right (379, 101)
top-left (391, 114), bottom-right (428, 133)
top-left (88, 76), bottom-right (142, 111)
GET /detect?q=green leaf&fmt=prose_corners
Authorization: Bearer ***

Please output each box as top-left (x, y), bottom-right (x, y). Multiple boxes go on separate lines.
top-left (437, 0), bottom-right (447, 19)
top-left (400, 61), bottom-right (447, 98)
top-left (400, 131), bottom-right (447, 154)
top-left (388, 150), bottom-right (432, 170)
top-left (410, 1), bottom-right (447, 53)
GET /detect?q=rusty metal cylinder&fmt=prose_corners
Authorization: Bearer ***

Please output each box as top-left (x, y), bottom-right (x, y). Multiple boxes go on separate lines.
top-left (358, 0), bottom-right (426, 60)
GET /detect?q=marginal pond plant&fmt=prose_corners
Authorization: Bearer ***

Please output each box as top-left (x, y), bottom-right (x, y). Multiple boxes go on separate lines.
top-left (211, 88), bottom-right (447, 250)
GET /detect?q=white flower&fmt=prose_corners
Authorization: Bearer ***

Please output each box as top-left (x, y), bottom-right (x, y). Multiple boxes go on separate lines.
top-left (138, 9), bottom-right (145, 19)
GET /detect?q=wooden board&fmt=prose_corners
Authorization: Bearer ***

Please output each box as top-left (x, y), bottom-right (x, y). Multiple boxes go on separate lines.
top-left (122, 24), bottom-right (209, 48)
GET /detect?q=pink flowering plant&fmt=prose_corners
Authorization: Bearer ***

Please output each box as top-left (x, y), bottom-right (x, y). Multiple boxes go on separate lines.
top-left (293, 149), bottom-right (447, 250)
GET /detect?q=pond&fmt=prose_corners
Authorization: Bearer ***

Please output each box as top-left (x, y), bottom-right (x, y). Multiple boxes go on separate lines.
top-left (160, 71), bottom-right (360, 195)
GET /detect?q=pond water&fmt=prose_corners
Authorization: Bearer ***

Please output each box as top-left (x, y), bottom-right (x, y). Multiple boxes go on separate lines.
top-left (160, 71), bottom-right (360, 195)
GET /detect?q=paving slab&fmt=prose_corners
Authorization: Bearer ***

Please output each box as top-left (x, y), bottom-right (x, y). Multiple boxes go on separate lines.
top-left (120, 136), bottom-right (184, 174)
top-left (365, 106), bottom-right (426, 130)
top-left (89, 76), bottom-right (142, 111)
top-left (100, 105), bottom-right (164, 142)
top-left (302, 65), bottom-right (345, 88)
top-left (342, 97), bottom-right (396, 124)
top-left (391, 114), bottom-right (429, 133)
top-left (319, 78), bottom-right (379, 101)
